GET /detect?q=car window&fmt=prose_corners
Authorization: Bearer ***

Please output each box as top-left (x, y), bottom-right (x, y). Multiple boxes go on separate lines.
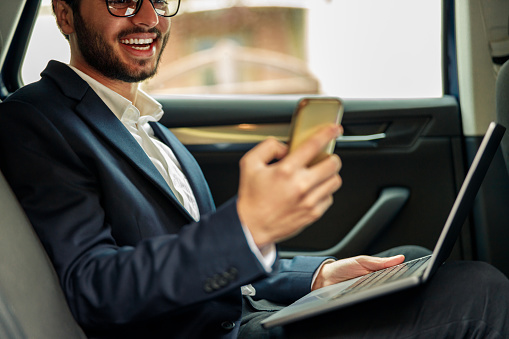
top-left (23, 0), bottom-right (442, 99)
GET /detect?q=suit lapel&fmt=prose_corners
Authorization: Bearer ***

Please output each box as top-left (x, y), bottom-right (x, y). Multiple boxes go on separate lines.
top-left (74, 90), bottom-right (197, 219)
top-left (41, 61), bottom-right (195, 220)
top-left (150, 122), bottom-right (216, 215)
top-left (43, 61), bottom-right (213, 220)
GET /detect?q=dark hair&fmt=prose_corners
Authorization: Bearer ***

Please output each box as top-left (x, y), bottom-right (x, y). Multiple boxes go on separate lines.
top-left (52, 0), bottom-right (81, 40)
top-left (52, 0), bottom-right (81, 14)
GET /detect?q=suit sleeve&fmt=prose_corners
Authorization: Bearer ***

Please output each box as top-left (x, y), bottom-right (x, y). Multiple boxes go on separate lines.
top-left (251, 256), bottom-right (332, 304)
top-left (0, 100), bottom-right (269, 328)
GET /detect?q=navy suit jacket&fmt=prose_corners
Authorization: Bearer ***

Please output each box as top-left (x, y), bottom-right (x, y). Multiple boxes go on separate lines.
top-left (0, 61), bottom-right (327, 338)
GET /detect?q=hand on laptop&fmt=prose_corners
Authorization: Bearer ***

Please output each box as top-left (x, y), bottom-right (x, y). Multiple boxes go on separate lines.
top-left (311, 254), bottom-right (405, 291)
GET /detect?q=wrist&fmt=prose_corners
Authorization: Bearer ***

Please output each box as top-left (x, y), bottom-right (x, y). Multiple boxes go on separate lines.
top-left (311, 259), bottom-right (335, 291)
top-left (236, 198), bottom-right (271, 248)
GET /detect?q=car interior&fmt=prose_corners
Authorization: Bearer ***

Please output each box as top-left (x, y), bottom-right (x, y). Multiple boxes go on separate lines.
top-left (1, 0), bottom-right (509, 337)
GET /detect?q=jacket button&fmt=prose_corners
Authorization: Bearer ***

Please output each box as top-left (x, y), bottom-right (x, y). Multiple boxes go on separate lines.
top-left (221, 321), bottom-right (236, 330)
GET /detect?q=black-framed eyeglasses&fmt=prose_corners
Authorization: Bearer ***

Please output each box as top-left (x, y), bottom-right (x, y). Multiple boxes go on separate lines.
top-left (106, 0), bottom-right (180, 18)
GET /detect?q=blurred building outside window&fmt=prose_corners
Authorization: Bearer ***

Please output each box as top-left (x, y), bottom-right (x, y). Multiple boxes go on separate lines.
top-left (23, 0), bottom-right (442, 99)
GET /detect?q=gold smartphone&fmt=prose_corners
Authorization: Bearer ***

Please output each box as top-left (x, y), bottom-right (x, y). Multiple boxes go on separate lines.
top-left (287, 98), bottom-right (344, 166)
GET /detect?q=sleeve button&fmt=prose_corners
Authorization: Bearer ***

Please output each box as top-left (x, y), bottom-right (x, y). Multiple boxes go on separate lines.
top-left (210, 278), bottom-right (220, 290)
top-left (203, 279), bottom-right (213, 293)
top-left (216, 274), bottom-right (228, 287)
top-left (221, 321), bottom-right (236, 331)
top-left (228, 267), bottom-right (238, 280)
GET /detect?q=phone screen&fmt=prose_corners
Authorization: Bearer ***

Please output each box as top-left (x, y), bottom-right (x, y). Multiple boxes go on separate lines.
top-left (287, 98), bottom-right (343, 166)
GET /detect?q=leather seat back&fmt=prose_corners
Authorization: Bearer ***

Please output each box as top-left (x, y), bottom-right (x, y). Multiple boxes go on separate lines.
top-left (0, 170), bottom-right (86, 338)
top-left (496, 60), bottom-right (509, 175)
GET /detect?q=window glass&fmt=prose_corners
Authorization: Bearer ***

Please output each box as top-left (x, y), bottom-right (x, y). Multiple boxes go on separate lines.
top-left (23, 0), bottom-right (443, 99)
top-left (22, 0), bottom-right (70, 83)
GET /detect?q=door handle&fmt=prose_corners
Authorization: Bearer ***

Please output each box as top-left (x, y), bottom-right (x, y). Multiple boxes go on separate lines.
top-left (336, 133), bottom-right (386, 143)
top-left (280, 187), bottom-right (410, 259)
top-left (335, 133), bottom-right (386, 148)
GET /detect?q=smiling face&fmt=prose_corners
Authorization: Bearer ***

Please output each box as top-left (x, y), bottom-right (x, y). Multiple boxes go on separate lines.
top-left (63, 0), bottom-right (171, 83)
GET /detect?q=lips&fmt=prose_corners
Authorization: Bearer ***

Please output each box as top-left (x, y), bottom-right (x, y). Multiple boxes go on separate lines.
top-left (120, 38), bottom-right (155, 51)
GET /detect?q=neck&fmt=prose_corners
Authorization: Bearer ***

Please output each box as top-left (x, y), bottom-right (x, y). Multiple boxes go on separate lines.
top-left (70, 59), bottom-right (139, 103)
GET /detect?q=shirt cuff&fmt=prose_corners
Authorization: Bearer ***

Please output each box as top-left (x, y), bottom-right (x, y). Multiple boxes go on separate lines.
top-left (240, 223), bottom-right (277, 273)
top-left (310, 259), bottom-right (336, 289)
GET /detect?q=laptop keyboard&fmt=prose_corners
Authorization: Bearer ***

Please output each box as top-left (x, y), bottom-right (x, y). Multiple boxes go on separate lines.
top-left (332, 255), bottom-right (431, 299)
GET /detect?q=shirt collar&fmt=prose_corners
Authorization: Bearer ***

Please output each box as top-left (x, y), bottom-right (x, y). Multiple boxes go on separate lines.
top-left (68, 65), bottom-right (164, 122)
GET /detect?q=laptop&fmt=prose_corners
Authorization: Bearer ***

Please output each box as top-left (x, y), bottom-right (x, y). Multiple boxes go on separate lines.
top-left (261, 122), bottom-right (506, 329)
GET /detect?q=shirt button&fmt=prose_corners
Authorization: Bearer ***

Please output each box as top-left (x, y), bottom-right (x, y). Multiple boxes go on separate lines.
top-left (221, 321), bottom-right (236, 331)
top-left (124, 107), bottom-right (138, 120)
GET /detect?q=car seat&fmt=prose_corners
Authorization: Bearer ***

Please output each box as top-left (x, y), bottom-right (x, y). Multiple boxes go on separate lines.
top-left (0, 169), bottom-right (86, 338)
top-left (496, 60), bottom-right (509, 175)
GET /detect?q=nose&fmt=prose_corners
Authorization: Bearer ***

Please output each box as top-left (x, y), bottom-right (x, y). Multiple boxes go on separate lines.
top-left (131, 0), bottom-right (159, 28)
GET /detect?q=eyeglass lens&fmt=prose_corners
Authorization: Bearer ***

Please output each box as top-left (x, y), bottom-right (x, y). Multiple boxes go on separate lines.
top-left (107, 0), bottom-right (179, 17)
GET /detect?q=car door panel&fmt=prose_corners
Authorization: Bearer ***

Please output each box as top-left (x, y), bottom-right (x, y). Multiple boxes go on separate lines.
top-left (158, 95), bottom-right (468, 260)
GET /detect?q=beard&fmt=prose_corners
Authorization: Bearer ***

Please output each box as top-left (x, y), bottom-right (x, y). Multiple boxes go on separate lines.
top-left (73, 10), bottom-right (169, 83)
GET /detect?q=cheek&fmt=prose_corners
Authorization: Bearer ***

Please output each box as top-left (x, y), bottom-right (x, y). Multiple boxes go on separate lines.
top-left (104, 26), bottom-right (126, 45)
top-left (160, 18), bottom-right (171, 34)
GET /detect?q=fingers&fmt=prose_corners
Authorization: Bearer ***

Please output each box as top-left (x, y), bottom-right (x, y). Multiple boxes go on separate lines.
top-left (284, 124), bottom-right (341, 168)
top-left (300, 169), bottom-right (342, 212)
top-left (312, 254), bottom-right (407, 290)
top-left (293, 153), bottom-right (342, 204)
top-left (241, 137), bottom-right (288, 170)
top-left (356, 255), bottom-right (406, 271)
top-left (381, 255), bottom-right (405, 268)
top-left (307, 153), bottom-right (342, 182)
top-left (236, 126), bottom-right (343, 248)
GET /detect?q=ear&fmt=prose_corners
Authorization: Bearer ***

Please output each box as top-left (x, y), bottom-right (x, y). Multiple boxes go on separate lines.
top-left (53, 0), bottom-right (75, 36)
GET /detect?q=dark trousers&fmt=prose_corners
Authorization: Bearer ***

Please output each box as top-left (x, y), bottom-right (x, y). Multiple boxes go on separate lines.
top-left (240, 246), bottom-right (509, 338)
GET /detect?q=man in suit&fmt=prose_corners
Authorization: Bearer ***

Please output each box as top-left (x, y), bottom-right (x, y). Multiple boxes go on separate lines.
top-left (1, 0), bottom-right (508, 338)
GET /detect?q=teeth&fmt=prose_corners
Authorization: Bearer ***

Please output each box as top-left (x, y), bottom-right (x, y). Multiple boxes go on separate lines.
top-left (120, 38), bottom-right (154, 45)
